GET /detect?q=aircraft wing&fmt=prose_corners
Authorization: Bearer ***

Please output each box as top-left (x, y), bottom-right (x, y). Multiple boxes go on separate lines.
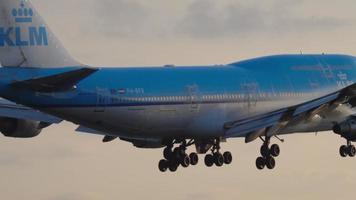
top-left (0, 98), bottom-right (62, 123)
top-left (11, 68), bottom-right (98, 92)
top-left (224, 84), bottom-right (356, 142)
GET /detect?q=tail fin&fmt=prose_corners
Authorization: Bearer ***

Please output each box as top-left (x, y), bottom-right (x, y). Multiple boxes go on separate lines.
top-left (0, 0), bottom-right (81, 68)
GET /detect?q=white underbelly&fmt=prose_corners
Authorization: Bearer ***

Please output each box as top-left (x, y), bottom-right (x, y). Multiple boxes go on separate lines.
top-left (44, 96), bottom-right (312, 139)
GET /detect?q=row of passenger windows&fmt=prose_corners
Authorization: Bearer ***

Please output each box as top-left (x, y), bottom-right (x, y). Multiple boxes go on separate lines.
top-left (109, 92), bottom-right (311, 103)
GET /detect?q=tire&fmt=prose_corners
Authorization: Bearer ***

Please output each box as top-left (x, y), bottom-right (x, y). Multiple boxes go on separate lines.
top-left (340, 145), bottom-right (348, 157)
top-left (163, 147), bottom-right (172, 160)
top-left (214, 153), bottom-right (224, 167)
top-left (266, 156), bottom-right (276, 169)
top-left (204, 154), bottom-right (214, 167)
top-left (260, 145), bottom-right (269, 157)
top-left (256, 157), bottom-right (265, 170)
top-left (270, 144), bottom-right (280, 157)
top-left (348, 145), bottom-right (356, 157)
top-left (168, 162), bottom-right (179, 172)
top-left (189, 153), bottom-right (199, 165)
top-left (223, 151), bottom-right (233, 165)
top-left (158, 159), bottom-right (168, 172)
top-left (180, 154), bottom-right (190, 168)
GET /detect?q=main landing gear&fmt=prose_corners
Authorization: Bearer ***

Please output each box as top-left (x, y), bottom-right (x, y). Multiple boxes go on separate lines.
top-left (204, 138), bottom-right (232, 168)
top-left (158, 138), bottom-right (232, 172)
top-left (339, 140), bottom-right (356, 158)
top-left (158, 140), bottom-right (199, 172)
top-left (255, 136), bottom-right (281, 170)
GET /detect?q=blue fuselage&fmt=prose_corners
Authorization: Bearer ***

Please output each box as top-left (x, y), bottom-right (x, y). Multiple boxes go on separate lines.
top-left (0, 54), bottom-right (355, 140)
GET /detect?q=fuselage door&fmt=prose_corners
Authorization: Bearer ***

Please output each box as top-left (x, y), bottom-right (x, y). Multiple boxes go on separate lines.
top-left (187, 84), bottom-right (201, 111)
top-left (241, 82), bottom-right (259, 111)
top-left (95, 88), bottom-right (110, 112)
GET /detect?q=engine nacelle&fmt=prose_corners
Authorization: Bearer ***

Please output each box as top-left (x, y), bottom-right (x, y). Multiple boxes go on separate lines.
top-left (333, 118), bottom-right (356, 141)
top-left (0, 118), bottom-right (43, 138)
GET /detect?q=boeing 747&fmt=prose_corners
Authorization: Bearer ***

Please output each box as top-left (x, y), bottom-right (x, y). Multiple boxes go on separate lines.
top-left (0, 0), bottom-right (356, 172)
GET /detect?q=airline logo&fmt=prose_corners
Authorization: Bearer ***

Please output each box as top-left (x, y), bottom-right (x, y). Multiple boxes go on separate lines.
top-left (0, 0), bottom-right (48, 47)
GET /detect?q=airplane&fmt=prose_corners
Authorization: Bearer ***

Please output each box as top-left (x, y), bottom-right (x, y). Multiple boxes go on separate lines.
top-left (1, 0), bottom-right (356, 173)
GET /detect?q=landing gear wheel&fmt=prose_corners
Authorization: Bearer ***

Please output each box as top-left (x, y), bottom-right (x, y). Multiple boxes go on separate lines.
top-left (214, 153), bottom-right (224, 167)
top-left (223, 151), bottom-right (233, 165)
top-left (204, 154), bottom-right (214, 167)
top-left (189, 153), bottom-right (199, 166)
top-left (348, 145), bottom-right (356, 157)
top-left (270, 144), bottom-right (280, 157)
top-left (265, 156), bottom-right (276, 169)
top-left (340, 145), bottom-right (348, 157)
top-left (180, 154), bottom-right (190, 168)
top-left (168, 162), bottom-right (179, 172)
top-left (163, 147), bottom-right (172, 160)
top-left (256, 157), bottom-right (265, 170)
top-left (158, 159), bottom-right (168, 172)
top-left (260, 145), bottom-right (269, 157)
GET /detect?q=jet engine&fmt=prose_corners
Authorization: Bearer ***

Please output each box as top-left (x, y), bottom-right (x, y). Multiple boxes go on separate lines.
top-left (333, 117), bottom-right (356, 141)
top-left (0, 118), bottom-right (46, 138)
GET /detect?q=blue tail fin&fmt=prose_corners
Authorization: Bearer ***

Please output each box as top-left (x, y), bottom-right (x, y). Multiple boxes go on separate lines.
top-left (0, 0), bottom-right (81, 68)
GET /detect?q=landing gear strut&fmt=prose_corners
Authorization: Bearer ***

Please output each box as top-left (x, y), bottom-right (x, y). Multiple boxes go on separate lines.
top-left (256, 136), bottom-right (280, 170)
top-left (204, 138), bottom-right (233, 167)
top-left (339, 140), bottom-right (356, 157)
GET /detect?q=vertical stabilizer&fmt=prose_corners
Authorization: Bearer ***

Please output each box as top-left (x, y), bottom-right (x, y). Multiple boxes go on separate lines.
top-left (0, 0), bottom-right (81, 68)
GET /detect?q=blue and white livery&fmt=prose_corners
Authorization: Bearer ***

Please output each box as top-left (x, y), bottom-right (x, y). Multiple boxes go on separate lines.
top-left (1, 0), bottom-right (356, 172)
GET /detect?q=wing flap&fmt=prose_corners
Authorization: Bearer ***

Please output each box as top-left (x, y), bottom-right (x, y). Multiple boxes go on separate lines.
top-left (75, 125), bottom-right (106, 135)
top-left (293, 92), bottom-right (340, 116)
top-left (225, 109), bottom-right (287, 137)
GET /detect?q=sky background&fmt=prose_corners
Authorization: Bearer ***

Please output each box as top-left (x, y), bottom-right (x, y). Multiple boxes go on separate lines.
top-left (1, 0), bottom-right (356, 199)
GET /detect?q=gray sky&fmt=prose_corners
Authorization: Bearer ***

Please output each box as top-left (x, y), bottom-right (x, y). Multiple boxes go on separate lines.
top-left (1, 0), bottom-right (356, 199)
